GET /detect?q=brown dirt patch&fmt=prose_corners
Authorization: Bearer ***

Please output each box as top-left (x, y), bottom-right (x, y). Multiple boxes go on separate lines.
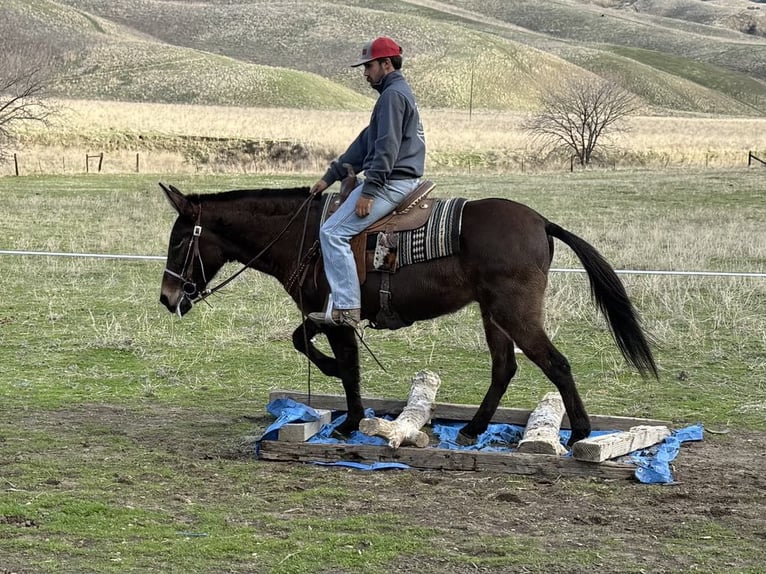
top-left (3, 404), bottom-right (765, 573)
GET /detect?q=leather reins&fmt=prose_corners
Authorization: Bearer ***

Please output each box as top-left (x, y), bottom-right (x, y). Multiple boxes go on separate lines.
top-left (163, 190), bottom-right (386, 385)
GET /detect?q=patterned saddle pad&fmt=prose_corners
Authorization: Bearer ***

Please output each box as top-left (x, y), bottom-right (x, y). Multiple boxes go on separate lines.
top-left (369, 197), bottom-right (467, 272)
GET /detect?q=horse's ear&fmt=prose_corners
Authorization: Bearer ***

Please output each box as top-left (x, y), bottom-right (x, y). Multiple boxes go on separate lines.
top-left (159, 182), bottom-right (194, 218)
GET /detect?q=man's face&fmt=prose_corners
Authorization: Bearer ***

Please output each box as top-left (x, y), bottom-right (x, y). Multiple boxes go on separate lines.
top-left (363, 59), bottom-right (388, 87)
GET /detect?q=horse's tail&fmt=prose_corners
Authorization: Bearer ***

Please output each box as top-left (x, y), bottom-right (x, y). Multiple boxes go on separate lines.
top-left (545, 221), bottom-right (658, 378)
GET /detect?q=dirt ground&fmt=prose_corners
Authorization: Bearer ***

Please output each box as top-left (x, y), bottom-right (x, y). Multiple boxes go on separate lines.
top-left (4, 405), bottom-right (766, 573)
top-left (243, 420), bottom-right (766, 573)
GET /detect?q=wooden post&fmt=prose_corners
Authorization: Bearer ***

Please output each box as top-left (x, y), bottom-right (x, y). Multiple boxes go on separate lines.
top-left (277, 409), bottom-right (332, 442)
top-left (468, 63), bottom-right (474, 122)
top-left (517, 392), bottom-right (568, 455)
top-left (14, 153), bottom-right (19, 176)
top-left (572, 425), bottom-right (671, 463)
top-left (136, 153), bottom-right (140, 173)
top-left (98, 152), bottom-right (103, 173)
top-left (359, 370), bottom-right (441, 448)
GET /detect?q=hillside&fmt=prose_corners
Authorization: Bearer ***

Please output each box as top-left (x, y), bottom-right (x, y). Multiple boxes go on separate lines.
top-left (588, 0), bottom-right (766, 36)
top-left (3, 0), bottom-right (766, 115)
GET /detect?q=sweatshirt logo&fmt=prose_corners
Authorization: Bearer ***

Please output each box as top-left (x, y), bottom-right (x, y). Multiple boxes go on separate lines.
top-left (416, 105), bottom-right (426, 144)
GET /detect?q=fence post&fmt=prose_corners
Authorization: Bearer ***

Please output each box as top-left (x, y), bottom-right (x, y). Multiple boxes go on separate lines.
top-left (136, 153), bottom-right (140, 173)
top-left (14, 153), bottom-right (19, 176)
top-left (98, 153), bottom-right (103, 173)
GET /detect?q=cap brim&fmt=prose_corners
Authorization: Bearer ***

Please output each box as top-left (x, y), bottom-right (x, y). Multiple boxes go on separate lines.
top-left (350, 57), bottom-right (372, 68)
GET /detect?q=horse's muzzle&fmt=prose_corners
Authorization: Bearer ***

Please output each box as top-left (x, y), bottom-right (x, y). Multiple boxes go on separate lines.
top-left (159, 291), bottom-right (193, 316)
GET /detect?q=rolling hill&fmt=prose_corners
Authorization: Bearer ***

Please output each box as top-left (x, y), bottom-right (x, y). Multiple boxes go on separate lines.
top-left (3, 0), bottom-right (766, 115)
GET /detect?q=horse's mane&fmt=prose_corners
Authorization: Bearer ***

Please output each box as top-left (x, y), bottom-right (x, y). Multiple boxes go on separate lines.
top-left (187, 187), bottom-right (312, 203)
top-left (187, 186), bottom-right (317, 216)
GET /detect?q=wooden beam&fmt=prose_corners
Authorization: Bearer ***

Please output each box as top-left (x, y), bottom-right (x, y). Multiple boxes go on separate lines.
top-left (572, 425), bottom-right (671, 463)
top-left (258, 440), bottom-right (636, 480)
top-left (269, 390), bottom-right (671, 431)
top-left (277, 409), bottom-right (332, 442)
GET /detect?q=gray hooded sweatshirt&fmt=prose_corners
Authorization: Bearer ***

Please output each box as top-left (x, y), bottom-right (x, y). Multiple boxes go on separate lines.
top-left (321, 70), bottom-right (426, 198)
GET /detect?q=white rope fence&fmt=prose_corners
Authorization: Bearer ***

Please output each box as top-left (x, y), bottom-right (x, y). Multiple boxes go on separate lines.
top-left (550, 267), bottom-right (766, 279)
top-left (0, 250), bottom-right (164, 261)
top-left (0, 249), bottom-right (764, 278)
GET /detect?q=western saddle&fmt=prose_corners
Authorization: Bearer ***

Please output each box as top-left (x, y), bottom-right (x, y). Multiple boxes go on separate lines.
top-left (323, 175), bottom-right (437, 285)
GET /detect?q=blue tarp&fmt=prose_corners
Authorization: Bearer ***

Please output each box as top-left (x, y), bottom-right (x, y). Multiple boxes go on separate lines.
top-left (258, 398), bottom-right (406, 470)
top-left (258, 398), bottom-right (703, 483)
top-left (631, 423), bottom-right (704, 484)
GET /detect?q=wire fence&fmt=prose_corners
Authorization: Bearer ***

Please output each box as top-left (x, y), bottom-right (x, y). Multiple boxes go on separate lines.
top-left (1, 249), bottom-right (764, 279)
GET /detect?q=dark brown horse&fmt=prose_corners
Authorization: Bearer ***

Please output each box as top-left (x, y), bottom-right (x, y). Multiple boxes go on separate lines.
top-left (159, 183), bottom-right (657, 446)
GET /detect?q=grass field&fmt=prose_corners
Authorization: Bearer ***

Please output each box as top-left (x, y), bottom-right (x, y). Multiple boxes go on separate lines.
top-left (9, 100), bottom-right (766, 177)
top-left (0, 170), bottom-right (764, 572)
top-left (3, 2), bottom-right (765, 571)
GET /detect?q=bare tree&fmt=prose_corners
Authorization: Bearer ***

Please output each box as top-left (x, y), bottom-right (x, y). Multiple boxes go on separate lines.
top-left (0, 21), bottom-right (58, 162)
top-left (524, 76), bottom-right (639, 167)
top-left (0, 67), bottom-right (55, 161)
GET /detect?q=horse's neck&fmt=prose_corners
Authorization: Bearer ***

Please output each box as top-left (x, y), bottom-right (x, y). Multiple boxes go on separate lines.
top-left (210, 197), bottom-right (314, 279)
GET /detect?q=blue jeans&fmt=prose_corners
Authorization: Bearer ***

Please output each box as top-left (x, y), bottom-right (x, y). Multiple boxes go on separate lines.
top-left (319, 178), bottom-right (421, 310)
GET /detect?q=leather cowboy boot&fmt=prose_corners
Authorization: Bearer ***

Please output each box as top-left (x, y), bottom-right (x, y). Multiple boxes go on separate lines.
top-left (308, 307), bottom-right (361, 328)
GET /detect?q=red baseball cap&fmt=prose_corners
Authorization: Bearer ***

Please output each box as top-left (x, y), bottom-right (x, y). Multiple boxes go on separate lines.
top-left (351, 37), bottom-right (403, 67)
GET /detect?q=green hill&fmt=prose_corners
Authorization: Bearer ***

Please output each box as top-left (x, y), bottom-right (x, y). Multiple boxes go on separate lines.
top-left (4, 0), bottom-right (766, 115)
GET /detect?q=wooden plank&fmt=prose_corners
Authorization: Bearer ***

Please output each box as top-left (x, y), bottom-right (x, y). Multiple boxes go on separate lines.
top-left (572, 425), bottom-right (671, 463)
top-left (258, 440), bottom-right (636, 480)
top-left (269, 390), bottom-right (671, 431)
top-left (278, 409), bottom-right (332, 442)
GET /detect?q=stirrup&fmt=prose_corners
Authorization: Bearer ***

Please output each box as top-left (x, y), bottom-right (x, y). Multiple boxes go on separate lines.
top-left (308, 307), bottom-right (361, 328)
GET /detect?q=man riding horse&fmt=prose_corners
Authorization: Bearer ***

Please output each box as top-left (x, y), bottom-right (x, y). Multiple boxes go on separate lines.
top-left (308, 36), bottom-right (426, 329)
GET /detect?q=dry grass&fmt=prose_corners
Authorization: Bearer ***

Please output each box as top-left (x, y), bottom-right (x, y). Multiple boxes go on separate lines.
top-left (8, 99), bottom-right (766, 176)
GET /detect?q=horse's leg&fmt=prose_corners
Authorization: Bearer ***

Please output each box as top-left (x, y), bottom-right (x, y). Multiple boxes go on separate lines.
top-left (515, 328), bottom-right (591, 446)
top-left (457, 310), bottom-right (518, 444)
top-left (291, 320), bottom-right (341, 378)
top-left (323, 326), bottom-right (364, 436)
top-left (461, 286), bottom-right (591, 447)
top-left (494, 282), bottom-right (591, 445)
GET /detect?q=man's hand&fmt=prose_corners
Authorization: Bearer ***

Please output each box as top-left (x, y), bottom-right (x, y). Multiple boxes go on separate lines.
top-left (310, 180), bottom-right (328, 196)
top-left (355, 196), bottom-right (374, 217)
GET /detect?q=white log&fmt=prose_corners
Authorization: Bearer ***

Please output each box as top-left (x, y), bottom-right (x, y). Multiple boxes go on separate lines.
top-left (572, 425), bottom-right (671, 462)
top-left (516, 392), bottom-right (568, 455)
top-left (359, 370), bottom-right (441, 448)
top-left (278, 409), bottom-right (332, 442)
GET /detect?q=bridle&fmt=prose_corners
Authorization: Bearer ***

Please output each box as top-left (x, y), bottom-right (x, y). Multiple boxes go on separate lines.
top-left (163, 194), bottom-right (316, 315)
top-left (163, 208), bottom-right (208, 316)
top-left (163, 189), bottom-right (386, 382)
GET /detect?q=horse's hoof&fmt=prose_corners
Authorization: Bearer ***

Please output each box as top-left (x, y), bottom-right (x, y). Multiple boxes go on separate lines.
top-left (567, 428), bottom-right (591, 447)
top-left (331, 427), bottom-right (350, 441)
top-left (332, 420), bottom-right (360, 440)
top-left (456, 431), bottom-right (477, 446)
